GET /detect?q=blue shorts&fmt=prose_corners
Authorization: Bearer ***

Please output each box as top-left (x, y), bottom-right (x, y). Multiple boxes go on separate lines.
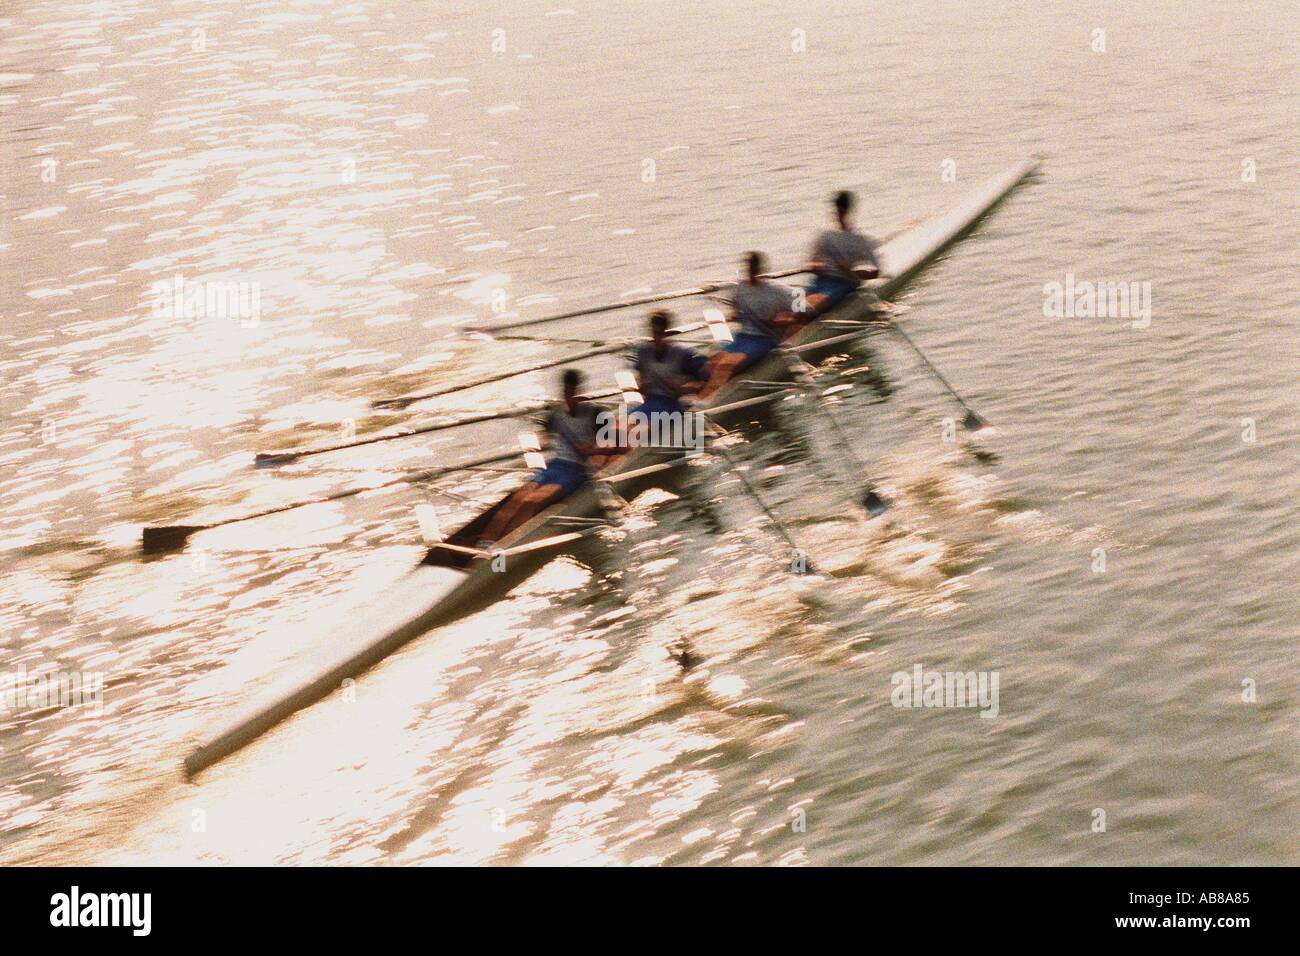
top-left (630, 394), bottom-right (684, 417)
top-left (721, 332), bottom-right (777, 364)
top-left (531, 458), bottom-right (588, 495)
top-left (806, 274), bottom-right (859, 309)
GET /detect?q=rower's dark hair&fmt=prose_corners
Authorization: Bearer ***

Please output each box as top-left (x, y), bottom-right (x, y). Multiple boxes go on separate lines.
top-left (561, 368), bottom-right (582, 390)
top-left (746, 251), bottom-right (766, 278)
top-left (834, 190), bottom-right (855, 218)
top-left (649, 309), bottom-right (672, 333)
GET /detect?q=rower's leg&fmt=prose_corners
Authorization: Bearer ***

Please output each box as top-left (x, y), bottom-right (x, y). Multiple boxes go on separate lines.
top-left (801, 292), bottom-right (831, 319)
top-left (507, 483), bottom-right (563, 532)
top-left (482, 486), bottom-right (539, 543)
top-left (699, 352), bottom-right (746, 398)
top-left (780, 303), bottom-right (816, 339)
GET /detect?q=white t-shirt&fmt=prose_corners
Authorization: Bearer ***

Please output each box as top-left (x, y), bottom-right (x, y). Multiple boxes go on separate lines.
top-left (811, 228), bottom-right (880, 282)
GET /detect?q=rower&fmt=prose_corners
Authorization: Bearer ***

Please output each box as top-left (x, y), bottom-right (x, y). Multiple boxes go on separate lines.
top-left (698, 251), bottom-right (797, 398)
top-left (629, 309), bottom-right (709, 416)
top-left (802, 190), bottom-right (884, 316)
top-left (481, 368), bottom-right (613, 544)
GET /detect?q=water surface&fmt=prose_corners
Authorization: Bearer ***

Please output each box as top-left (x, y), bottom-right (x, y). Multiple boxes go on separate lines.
top-left (1, 0), bottom-right (1295, 865)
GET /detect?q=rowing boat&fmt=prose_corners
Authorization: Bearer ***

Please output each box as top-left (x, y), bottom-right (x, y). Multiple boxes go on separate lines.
top-left (184, 159), bottom-right (1038, 776)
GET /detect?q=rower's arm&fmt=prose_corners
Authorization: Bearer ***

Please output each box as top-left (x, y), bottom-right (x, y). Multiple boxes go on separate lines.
top-left (581, 406), bottom-right (625, 458)
top-left (679, 350), bottom-right (711, 391)
top-left (584, 440), bottom-right (627, 463)
top-left (806, 234), bottom-right (829, 275)
top-left (630, 357), bottom-right (652, 397)
top-left (851, 239), bottom-right (883, 279)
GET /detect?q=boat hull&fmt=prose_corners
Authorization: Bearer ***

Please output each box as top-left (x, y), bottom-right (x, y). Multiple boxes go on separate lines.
top-left (184, 159), bottom-right (1039, 776)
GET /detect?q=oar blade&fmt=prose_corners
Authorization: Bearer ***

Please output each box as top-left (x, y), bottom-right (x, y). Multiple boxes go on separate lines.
top-left (962, 409), bottom-right (988, 431)
top-left (141, 525), bottom-right (203, 554)
top-left (253, 451), bottom-right (296, 467)
top-left (861, 486), bottom-right (889, 517)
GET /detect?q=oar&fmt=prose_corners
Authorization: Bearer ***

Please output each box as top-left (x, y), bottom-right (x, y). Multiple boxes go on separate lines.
top-left (429, 525), bottom-right (607, 561)
top-left (256, 388), bottom-right (622, 466)
top-left (373, 341), bottom-right (634, 410)
top-left (372, 324), bottom-right (711, 411)
top-left (372, 246), bottom-right (901, 412)
top-left (777, 349), bottom-right (889, 516)
top-left (877, 318), bottom-right (988, 430)
top-left (466, 269), bottom-right (806, 335)
top-left (820, 401), bottom-right (889, 516)
top-left (704, 423), bottom-right (814, 574)
top-left (463, 220), bottom-right (917, 338)
top-left (140, 449), bottom-right (525, 554)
